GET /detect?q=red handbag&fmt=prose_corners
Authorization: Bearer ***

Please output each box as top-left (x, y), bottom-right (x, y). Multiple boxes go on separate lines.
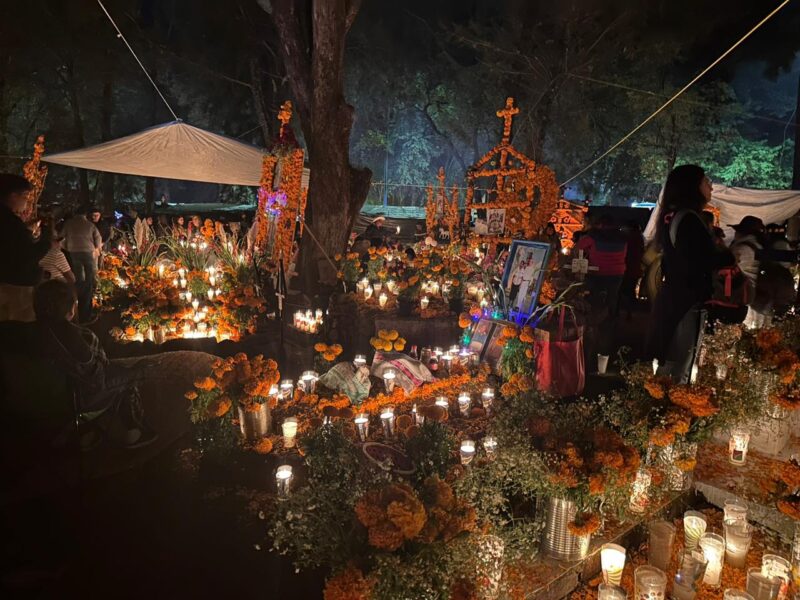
top-left (535, 308), bottom-right (585, 397)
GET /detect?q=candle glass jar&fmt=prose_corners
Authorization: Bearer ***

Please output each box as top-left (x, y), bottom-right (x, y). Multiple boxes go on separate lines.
top-left (680, 550), bottom-right (708, 586)
top-left (761, 554), bottom-right (791, 600)
top-left (353, 354), bottom-right (367, 368)
top-left (700, 533), bottom-right (726, 588)
top-left (481, 389), bottom-right (494, 414)
top-left (483, 436), bottom-right (498, 457)
top-left (729, 428), bottom-right (751, 465)
top-left (724, 521), bottom-right (753, 569)
top-left (280, 379), bottom-right (294, 400)
top-left (601, 543), bottom-right (627, 586)
top-left (724, 499), bottom-right (748, 526)
top-left (282, 417), bottom-right (298, 448)
top-left (299, 370), bottom-right (319, 394)
top-left (723, 589), bottom-right (755, 600)
top-left (629, 469), bottom-right (652, 513)
top-left (648, 521), bottom-right (676, 572)
top-left (598, 584), bottom-right (627, 600)
top-left (380, 409), bottom-right (396, 439)
top-left (354, 414), bottom-right (370, 442)
top-left (747, 568), bottom-right (781, 600)
top-left (457, 393), bottom-right (471, 417)
top-left (383, 370), bottom-right (396, 393)
top-left (635, 565), bottom-right (667, 600)
top-left (684, 511), bottom-right (708, 551)
top-left (275, 465), bottom-right (293, 500)
top-left (460, 439), bottom-right (476, 465)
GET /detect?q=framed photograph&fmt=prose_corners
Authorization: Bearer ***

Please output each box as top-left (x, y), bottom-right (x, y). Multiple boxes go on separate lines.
top-left (467, 318), bottom-right (495, 356)
top-left (501, 240), bottom-right (552, 319)
top-left (466, 317), bottom-right (515, 370)
top-left (486, 208), bottom-right (506, 235)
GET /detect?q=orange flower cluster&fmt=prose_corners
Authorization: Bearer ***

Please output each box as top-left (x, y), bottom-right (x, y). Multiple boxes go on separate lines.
top-left (315, 343), bottom-right (344, 363)
top-left (323, 566), bottom-right (371, 600)
top-left (458, 312), bottom-right (474, 329)
top-left (567, 512), bottom-right (601, 537)
top-left (254, 154), bottom-right (278, 250)
top-left (500, 373), bottom-right (535, 397)
top-left (270, 148), bottom-right (305, 271)
top-left (200, 218), bottom-right (216, 240)
top-left (668, 385), bottom-right (718, 418)
top-left (417, 476), bottom-right (477, 543)
top-left (370, 329), bottom-right (406, 352)
top-left (355, 483), bottom-right (427, 551)
top-left (22, 135), bottom-right (48, 221)
top-left (648, 410), bottom-right (690, 448)
top-left (777, 499), bottom-right (800, 520)
top-left (253, 438), bottom-right (274, 455)
top-left (771, 389), bottom-right (800, 411)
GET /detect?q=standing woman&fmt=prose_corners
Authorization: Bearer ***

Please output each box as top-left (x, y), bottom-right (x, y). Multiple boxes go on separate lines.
top-left (646, 165), bottom-right (722, 383)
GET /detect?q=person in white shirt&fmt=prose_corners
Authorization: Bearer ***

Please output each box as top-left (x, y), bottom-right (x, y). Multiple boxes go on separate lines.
top-left (729, 216), bottom-right (766, 328)
top-left (39, 236), bottom-right (75, 284)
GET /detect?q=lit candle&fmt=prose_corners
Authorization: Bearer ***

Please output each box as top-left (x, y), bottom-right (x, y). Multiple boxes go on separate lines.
top-left (380, 407), bottom-right (395, 438)
top-left (457, 393), bottom-right (471, 417)
top-left (441, 353), bottom-right (453, 374)
top-left (481, 388), bottom-right (495, 414)
top-left (433, 347), bottom-right (443, 357)
top-left (215, 288), bottom-right (221, 297)
top-left (761, 555), bottom-right (791, 600)
top-left (420, 296), bottom-right (429, 310)
top-left (684, 511), bottom-right (708, 551)
top-left (180, 278), bottom-right (187, 288)
top-left (378, 292), bottom-right (388, 308)
top-left (275, 465), bottom-right (293, 500)
top-left (601, 543), bottom-right (627, 586)
top-left (353, 354), bottom-right (367, 368)
top-left (207, 289), bottom-right (214, 300)
top-left (374, 281), bottom-right (383, 293)
top-left (364, 285), bottom-right (373, 300)
top-left (299, 370), bottom-right (319, 394)
top-left (354, 413), bottom-right (370, 442)
top-left (716, 364), bottom-right (728, 380)
top-left (209, 275), bottom-right (216, 287)
top-left (435, 396), bottom-right (449, 413)
top-left (197, 322), bottom-right (207, 333)
top-left (158, 264), bottom-right (165, 277)
top-left (729, 429), bottom-right (750, 465)
top-left (635, 565), bottom-right (667, 600)
top-left (282, 417), bottom-right (298, 448)
top-left (383, 369), bottom-right (396, 393)
top-left (690, 364), bottom-right (699, 384)
top-left (460, 439), bottom-right (476, 465)
top-left (386, 279), bottom-right (396, 293)
top-left (172, 277), bottom-right (179, 287)
top-left (186, 291), bottom-right (193, 303)
top-left (178, 268), bottom-right (185, 278)
top-left (280, 379), bottom-right (294, 400)
top-left (652, 358), bottom-right (659, 374)
top-left (269, 384), bottom-right (279, 401)
top-left (700, 532), bottom-right (725, 588)
top-left (483, 435), bottom-right (498, 456)
top-left (192, 299), bottom-right (199, 310)
top-left (724, 522), bottom-right (753, 569)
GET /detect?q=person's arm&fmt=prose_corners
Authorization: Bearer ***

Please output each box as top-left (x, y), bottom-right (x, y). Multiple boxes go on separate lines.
top-left (92, 224), bottom-right (102, 253)
top-left (55, 250), bottom-right (76, 284)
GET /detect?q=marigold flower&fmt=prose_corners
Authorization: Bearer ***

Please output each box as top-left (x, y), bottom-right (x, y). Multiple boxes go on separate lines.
top-left (194, 376), bottom-right (216, 391)
top-left (184, 390), bottom-right (198, 400)
top-left (253, 438), bottom-right (273, 454)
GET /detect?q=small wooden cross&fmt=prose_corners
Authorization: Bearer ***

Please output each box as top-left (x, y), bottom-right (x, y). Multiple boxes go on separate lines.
top-left (496, 97), bottom-right (519, 143)
top-left (277, 100), bottom-right (293, 137)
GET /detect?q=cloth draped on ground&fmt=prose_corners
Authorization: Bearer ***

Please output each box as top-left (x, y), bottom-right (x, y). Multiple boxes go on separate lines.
top-left (644, 184), bottom-right (800, 243)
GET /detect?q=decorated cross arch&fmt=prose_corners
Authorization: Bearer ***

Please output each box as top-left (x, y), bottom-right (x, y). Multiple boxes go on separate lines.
top-left (252, 100), bottom-right (308, 271)
top-left (464, 97), bottom-right (560, 250)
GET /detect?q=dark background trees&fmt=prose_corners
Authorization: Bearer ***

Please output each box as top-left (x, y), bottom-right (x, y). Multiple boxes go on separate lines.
top-left (1, 0), bottom-right (798, 215)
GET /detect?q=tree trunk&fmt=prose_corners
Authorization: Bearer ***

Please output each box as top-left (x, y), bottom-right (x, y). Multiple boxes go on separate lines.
top-left (249, 56), bottom-right (275, 147)
top-left (792, 74), bottom-right (800, 191)
top-left (99, 70), bottom-right (115, 213)
top-left (267, 0), bottom-right (372, 288)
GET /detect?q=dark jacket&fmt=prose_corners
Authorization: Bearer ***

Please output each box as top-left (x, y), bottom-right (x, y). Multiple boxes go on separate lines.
top-left (0, 205), bottom-right (51, 286)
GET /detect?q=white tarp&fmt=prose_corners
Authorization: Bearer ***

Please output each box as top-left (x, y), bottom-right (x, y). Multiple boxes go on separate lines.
top-left (43, 121), bottom-right (267, 186)
top-left (644, 183), bottom-right (800, 242)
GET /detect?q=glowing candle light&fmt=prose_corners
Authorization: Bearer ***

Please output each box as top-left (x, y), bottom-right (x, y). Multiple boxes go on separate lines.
top-left (275, 465), bottom-right (293, 500)
top-left (457, 393), bottom-right (471, 417)
top-left (380, 407), bottom-right (396, 438)
top-left (652, 359), bottom-right (659, 374)
top-left (700, 533), bottom-right (725, 588)
top-left (172, 277), bottom-right (179, 287)
top-left (158, 264), bottom-right (165, 277)
top-left (185, 291), bottom-right (193, 303)
top-left (725, 522), bottom-right (753, 569)
top-left (191, 299), bottom-right (199, 310)
top-left (280, 379), bottom-right (294, 400)
top-left (299, 370), bottom-right (319, 394)
top-left (729, 429), bottom-right (751, 465)
top-left (282, 417), bottom-right (298, 448)
top-left (460, 439), bottom-right (476, 465)
top-left (178, 268), bottom-right (185, 278)
top-left (207, 289), bottom-right (214, 300)
top-left (724, 499), bottom-right (748, 526)
top-left (353, 354), bottom-right (367, 368)
top-left (481, 388), bottom-right (495, 414)
top-left (378, 292), bottom-right (388, 308)
top-left (364, 285), bottom-right (374, 300)
top-left (483, 435), bottom-right (498, 456)
top-left (635, 565), bottom-right (667, 600)
top-left (354, 413), bottom-right (370, 442)
top-left (761, 555), bottom-right (791, 600)
top-left (601, 543), bottom-right (627, 586)
top-left (383, 369), bottom-right (396, 393)
top-left (420, 296), bottom-right (429, 310)
top-left (374, 281), bottom-right (383, 293)
top-left (435, 396), bottom-right (449, 413)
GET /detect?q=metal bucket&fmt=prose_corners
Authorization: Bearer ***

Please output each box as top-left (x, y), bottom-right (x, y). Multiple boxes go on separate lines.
top-left (541, 497), bottom-right (591, 561)
top-left (238, 403), bottom-right (272, 441)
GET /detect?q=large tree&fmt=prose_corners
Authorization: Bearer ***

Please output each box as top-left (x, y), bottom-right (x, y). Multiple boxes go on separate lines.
top-left (259, 0), bottom-right (371, 286)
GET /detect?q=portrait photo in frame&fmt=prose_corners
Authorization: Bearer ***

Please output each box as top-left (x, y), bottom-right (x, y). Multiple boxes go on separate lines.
top-left (501, 240), bottom-right (552, 319)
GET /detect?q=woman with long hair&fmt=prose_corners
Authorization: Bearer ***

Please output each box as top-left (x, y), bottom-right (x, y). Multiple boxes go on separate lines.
top-left (646, 165), bottom-right (723, 383)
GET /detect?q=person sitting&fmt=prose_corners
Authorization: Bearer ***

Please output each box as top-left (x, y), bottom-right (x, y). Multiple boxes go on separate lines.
top-left (364, 215), bottom-right (388, 247)
top-left (33, 280), bottom-right (157, 449)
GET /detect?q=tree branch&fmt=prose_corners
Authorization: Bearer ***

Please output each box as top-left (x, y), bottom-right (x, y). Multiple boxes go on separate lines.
top-left (269, 0), bottom-right (313, 126)
top-left (345, 0), bottom-right (363, 32)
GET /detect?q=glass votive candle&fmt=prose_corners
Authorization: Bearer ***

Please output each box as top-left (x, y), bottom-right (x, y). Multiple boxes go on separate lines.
top-left (380, 407), bottom-right (396, 438)
top-left (186, 291), bottom-right (193, 303)
top-left (635, 565), bottom-right (667, 600)
top-left (374, 281), bottom-right (383, 293)
top-left (433, 346), bottom-right (443, 357)
top-left (716, 364), bottom-right (728, 380)
top-left (282, 417), bottom-right (298, 448)
top-left (354, 413), bottom-right (370, 442)
top-left (648, 521), bottom-right (676, 572)
top-left (378, 292), bottom-right (388, 308)
top-left (460, 439), bottom-right (476, 465)
top-left (280, 379), bottom-right (294, 400)
top-left (299, 370), bottom-right (319, 394)
top-left (269, 384), bottom-right (280, 401)
top-left (747, 567), bottom-right (782, 600)
top-left (420, 296), bottom-right (429, 310)
top-left (683, 511), bottom-right (708, 551)
top-left (457, 393), bottom-right (471, 417)
top-left (481, 388), bottom-right (495, 414)
top-left (724, 499), bottom-right (748, 526)
top-left (723, 589), bottom-right (755, 600)
top-left (761, 555), bottom-right (791, 600)
top-left (699, 532), bottom-right (726, 588)
top-left (275, 465), bottom-right (293, 500)
top-left (207, 289), bottom-right (214, 300)
top-left (435, 396), bottom-right (449, 413)
top-left (483, 436), bottom-right (498, 456)
top-left (729, 428), bottom-right (751, 465)
top-left (363, 285), bottom-right (373, 300)
top-left (598, 584), bottom-right (627, 600)
top-left (383, 369), bottom-right (396, 393)
top-left (681, 550), bottom-right (708, 586)
top-left (354, 354), bottom-right (367, 368)
top-left (601, 543), bottom-right (627, 586)
top-left (724, 521), bottom-right (753, 569)
top-left (673, 571), bottom-right (695, 600)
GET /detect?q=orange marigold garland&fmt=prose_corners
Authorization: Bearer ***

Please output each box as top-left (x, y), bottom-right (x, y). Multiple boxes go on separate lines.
top-left (323, 566), bottom-right (372, 600)
top-left (22, 135), bottom-right (48, 222)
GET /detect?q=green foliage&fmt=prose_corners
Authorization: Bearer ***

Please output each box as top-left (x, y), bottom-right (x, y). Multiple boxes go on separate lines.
top-left (404, 422), bottom-right (457, 483)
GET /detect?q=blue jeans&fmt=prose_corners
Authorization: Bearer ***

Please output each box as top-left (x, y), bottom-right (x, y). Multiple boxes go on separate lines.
top-left (67, 251), bottom-right (96, 321)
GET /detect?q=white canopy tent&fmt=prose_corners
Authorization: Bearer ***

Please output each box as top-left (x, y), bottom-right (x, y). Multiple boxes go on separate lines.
top-left (43, 121), bottom-right (267, 186)
top-left (644, 184), bottom-right (800, 242)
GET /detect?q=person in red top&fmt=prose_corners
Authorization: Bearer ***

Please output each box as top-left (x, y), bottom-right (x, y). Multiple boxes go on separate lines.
top-left (575, 214), bottom-right (628, 315)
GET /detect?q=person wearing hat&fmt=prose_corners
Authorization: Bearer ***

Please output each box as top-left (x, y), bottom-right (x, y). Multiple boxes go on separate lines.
top-left (39, 234), bottom-right (75, 284)
top-left (364, 214), bottom-right (388, 247)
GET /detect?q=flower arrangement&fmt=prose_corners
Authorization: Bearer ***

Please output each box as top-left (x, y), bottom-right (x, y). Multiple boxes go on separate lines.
top-left (315, 342), bottom-right (344, 371)
top-left (335, 252), bottom-right (362, 288)
top-left (369, 329), bottom-right (406, 353)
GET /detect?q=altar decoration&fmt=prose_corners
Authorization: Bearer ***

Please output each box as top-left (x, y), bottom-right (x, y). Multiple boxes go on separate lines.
top-left (425, 167), bottom-right (460, 240)
top-left (550, 198), bottom-right (588, 252)
top-left (463, 98), bottom-right (560, 252)
top-left (21, 135), bottom-right (48, 222)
